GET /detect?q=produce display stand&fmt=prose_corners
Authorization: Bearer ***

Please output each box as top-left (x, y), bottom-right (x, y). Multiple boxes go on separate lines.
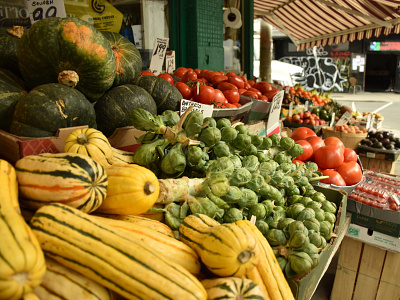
top-left (321, 127), bottom-right (367, 151)
top-left (357, 144), bottom-right (400, 174)
top-left (331, 236), bottom-right (400, 299)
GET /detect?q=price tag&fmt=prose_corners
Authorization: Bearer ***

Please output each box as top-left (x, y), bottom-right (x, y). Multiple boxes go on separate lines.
top-left (330, 112), bottom-right (335, 127)
top-left (335, 111), bottom-right (352, 126)
top-left (180, 99), bottom-right (213, 118)
top-left (370, 114), bottom-right (376, 130)
top-left (304, 101), bottom-right (309, 112)
top-left (285, 86), bottom-right (290, 93)
top-left (131, 25), bottom-right (143, 49)
top-left (392, 194), bottom-right (400, 206)
top-left (352, 101), bottom-right (357, 112)
top-left (25, 0), bottom-right (66, 24)
top-left (266, 91), bottom-right (284, 135)
top-left (289, 102), bottom-right (293, 117)
top-left (165, 50), bottom-right (175, 74)
top-left (366, 114), bottom-right (372, 130)
top-left (366, 152), bottom-right (376, 158)
top-left (149, 37), bottom-right (169, 76)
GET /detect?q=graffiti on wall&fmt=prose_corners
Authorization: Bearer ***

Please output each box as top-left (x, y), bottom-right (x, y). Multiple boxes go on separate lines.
top-left (279, 54), bottom-right (350, 92)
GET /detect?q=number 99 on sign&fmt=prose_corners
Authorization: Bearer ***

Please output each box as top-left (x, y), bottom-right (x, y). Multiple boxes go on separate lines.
top-left (33, 6), bottom-right (57, 21)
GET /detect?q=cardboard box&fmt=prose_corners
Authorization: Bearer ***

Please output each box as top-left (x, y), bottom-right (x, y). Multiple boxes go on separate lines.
top-left (347, 197), bottom-right (400, 237)
top-left (322, 127), bottom-right (367, 150)
top-left (357, 144), bottom-right (400, 173)
top-left (287, 185), bottom-right (350, 300)
top-left (0, 126), bottom-right (88, 164)
top-left (211, 97), bottom-right (252, 122)
top-left (241, 96), bottom-right (272, 122)
top-left (331, 236), bottom-right (400, 300)
top-left (346, 223), bottom-right (400, 253)
top-left (107, 126), bottom-right (145, 152)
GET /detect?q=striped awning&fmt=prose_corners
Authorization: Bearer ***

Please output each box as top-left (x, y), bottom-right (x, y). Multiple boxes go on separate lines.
top-left (254, 0), bottom-right (400, 50)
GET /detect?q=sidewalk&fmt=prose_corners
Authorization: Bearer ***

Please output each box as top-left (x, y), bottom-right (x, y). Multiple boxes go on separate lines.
top-left (330, 91), bottom-right (400, 102)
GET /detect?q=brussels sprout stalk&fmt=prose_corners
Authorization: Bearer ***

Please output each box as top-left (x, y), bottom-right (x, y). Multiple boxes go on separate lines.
top-left (156, 177), bottom-right (205, 204)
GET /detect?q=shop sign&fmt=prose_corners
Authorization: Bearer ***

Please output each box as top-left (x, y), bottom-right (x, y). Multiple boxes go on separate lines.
top-left (369, 41), bottom-right (400, 51)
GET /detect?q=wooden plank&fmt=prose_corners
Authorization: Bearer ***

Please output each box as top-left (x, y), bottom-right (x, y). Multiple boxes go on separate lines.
top-left (353, 243), bottom-right (386, 300)
top-left (376, 251), bottom-right (400, 300)
top-left (330, 237), bottom-right (363, 300)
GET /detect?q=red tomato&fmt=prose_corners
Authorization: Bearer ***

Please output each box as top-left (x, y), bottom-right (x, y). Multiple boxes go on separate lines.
top-left (228, 75), bottom-right (245, 89)
top-left (225, 71), bottom-right (237, 77)
top-left (173, 67), bottom-right (188, 78)
top-left (294, 140), bottom-right (313, 161)
top-left (324, 136), bottom-right (345, 153)
top-left (238, 88), bottom-right (247, 95)
top-left (336, 161), bottom-right (363, 186)
top-left (264, 88), bottom-right (279, 101)
top-left (320, 169), bottom-right (347, 186)
top-left (247, 88), bottom-right (262, 98)
top-left (255, 81), bottom-right (272, 94)
top-left (343, 148), bottom-right (358, 163)
top-left (158, 73), bottom-right (174, 85)
top-left (241, 90), bottom-right (259, 99)
top-left (292, 159), bottom-right (305, 165)
top-left (204, 71), bottom-right (220, 82)
top-left (290, 127), bottom-right (316, 141)
top-left (223, 89), bottom-right (240, 104)
top-left (305, 136), bottom-right (325, 160)
top-left (217, 81), bottom-right (238, 92)
top-left (198, 69), bottom-right (209, 78)
top-left (141, 70), bottom-right (155, 76)
top-left (214, 89), bottom-right (226, 106)
top-left (180, 70), bottom-right (198, 83)
top-left (314, 146), bottom-right (344, 170)
top-left (258, 95), bottom-right (269, 101)
top-left (211, 75), bottom-right (228, 87)
top-left (240, 75), bottom-right (248, 83)
top-left (247, 80), bottom-right (256, 87)
top-left (193, 68), bottom-right (201, 75)
top-left (175, 82), bottom-right (193, 99)
top-left (193, 85), bottom-right (215, 105)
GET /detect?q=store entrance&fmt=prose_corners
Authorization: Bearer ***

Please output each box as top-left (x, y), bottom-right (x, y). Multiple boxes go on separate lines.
top-left (365, 53), bottom-right (397, 92)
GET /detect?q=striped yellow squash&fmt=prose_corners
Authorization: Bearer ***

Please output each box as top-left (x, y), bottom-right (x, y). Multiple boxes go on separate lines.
top-left (201, 277), bottom-right (265, 300)
top-left (30, 203), bottom-right (207, 300)
top-left (0, 159), bottom-right (46, 300)
top-left (179, 214), bottom-right (259, 278)
top-left (15, 153), bottom-right (108, 213)
top-left (34, 257), bottom-right (115, 300)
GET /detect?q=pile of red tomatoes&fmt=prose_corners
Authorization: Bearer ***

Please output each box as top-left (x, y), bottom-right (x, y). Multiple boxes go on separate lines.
top-left (290, 127), bottom-right (363, 187)
top-left (142, 68), bottom-right (280, 109)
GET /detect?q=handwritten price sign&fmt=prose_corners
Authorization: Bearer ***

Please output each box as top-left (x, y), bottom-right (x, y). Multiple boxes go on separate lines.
top-left (25, 0), bottom-right (66, 24)
top-left (180, 99), bottom-right (213, 118)
top-left (149, 37), bottom-right (169, 75)
top-left (165, 50), bottom-right (175, 74)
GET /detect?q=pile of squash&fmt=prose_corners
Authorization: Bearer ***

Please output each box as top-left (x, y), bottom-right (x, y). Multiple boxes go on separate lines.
top-left (1, 151), bottom-right (294, 300)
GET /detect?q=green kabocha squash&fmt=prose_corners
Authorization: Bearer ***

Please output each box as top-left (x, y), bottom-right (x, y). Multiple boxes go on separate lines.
top-left (0, 26), bottom-right (23, 76)
top-left (17, 17), bottom-right (116, 102)
top-left (102, 31), bottom-right (142, 87)
top-left (10, 83), bottom-right (97, 137)
top-left (94, 84), bottom-right (157, 137)
top-left (133, 75), bottom-right (182, 114)
top-left (0, 69), bottom-right (28, 132)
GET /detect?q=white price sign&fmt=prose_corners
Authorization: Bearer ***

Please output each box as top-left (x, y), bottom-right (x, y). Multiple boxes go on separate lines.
top-left (180, 99), bottom-right (213, 118)
top-left (335, 111), bottom-right (352, 126)
top-left (266, 91), bottom-right (284, 135)
top-left (165, 50), bottom-right (175, 74)
top-left (149, 37), bottom-right (169, 76)
top-left (25, 0), bottom-right (66, 24)
top-left (288, 102), bottom-right (294, 117)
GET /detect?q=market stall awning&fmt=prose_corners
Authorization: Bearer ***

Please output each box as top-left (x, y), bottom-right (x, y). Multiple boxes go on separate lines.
top-left (254, 0), bottom-right (400, 50)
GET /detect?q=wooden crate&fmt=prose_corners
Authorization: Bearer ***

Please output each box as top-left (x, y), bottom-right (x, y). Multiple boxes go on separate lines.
top-left (331, 236), bottom-right (400, 300)
top-left (359, 156), bottom-right (398, 174)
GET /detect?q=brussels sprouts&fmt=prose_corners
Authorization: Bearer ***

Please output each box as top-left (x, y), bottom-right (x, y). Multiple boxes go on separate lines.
top-left (320, 220), bottom-right (334, 241)
top-left (133, 137), bottom-right (169, 167)
top-left (159, 110), bottom-right (179, 126)
top-left (274, 151), bottom-right (291, 165)
top-left (277, 218), bottom-right (296, 231)
top-left (160, 143), bottom-right (186, 175)
top-left (303, 218), bottom-right (321, 232)
top-left (220, 126), bottom-right (238, 142)
top-left (188, 196), bottom-right (217, 218)
top-left (203, 117), bottom-right (217, 128)
top-left (238, 188), bottom-right (258, 208)
top-left (216, 118), bottom-right (232, 130)
top-left (286, 186), bottom-right (300, 197)
top-left (274, 196), bottom-right (286, 207)
top-left (288, 251), bottom-right (313, 276)
top-left (183, 110), bottom-right (204, 137)
top-left (269, 133), bottom-right (281, 147)
top-left (305, 161), bottom-right (319, 173)
top-left (299, 197), bottom-right (313, 207)
top-left (251, 134), bottom-right (264, 148)
top-left (307, 200), bottom-right (323, 211)
top-left (288, 220), bottom-right (306, 237)
top-left (309, 253), bottom-right (320, 269)
top-left (277, 257), bottom-right (288, 272)
top-left (230, 167), bottom-right (252, 187)
top-left (321, 200), bottom-right (337, 214)
top-left (245, 173), bottom-right (266, 191)
top-left (198, 127), bottom-right (221, 147)
top-left (266, 229), bottom-right (287, 246)
top-left (232, 133), bottom-right (252, 150)
top-left (206, 156), bottom-right (235, 178)
top-left (285, 261), bottom-right (298, 278)
top-left (164, 203), bottom-right (184, 230)
top-left (314, 208), bottom-right (326, 222)
top-left (324, 212), bottom-right (337, 224)
top-left (258, 161), bottom-right (277, 179)
top-left (266, 216), bottom-right (279, 229)
top-left (297, 207), bottom-right (316, 222)
top-left (130, 108), bottom-right (164, 133)
top-left (255, 220), bottom-right (269, 236)
top-left (288, 195), bottom-right (304, 205)
top-left (240, 144), bottom-right (258, 156)
top-left (289, 231), bottom-right (310, 250)
top-left (261, 200), bottom-right (274, 218)
top-left (256, 151), bottom-right (271, 163)
top-left (278, 162), bottom-right (296, 174)
top-left (186, 145), bottom-right (204, 166)
top-left (259, 184), bottom-right (284, 204)
top-left (248, 203), bottom-right (267, 220)
top-left (212, 141), bottom-right (231, 158)
top-left (287, 144), bottom-right (304, 158)
top-left (280, 176), bottom-right (295, 190)
top-left (207, 173), bottom-right (230, 197)
top-left (223, 208), bottom-right (243, 223)
top-left (269, 170), bottom-right (285, 185)
top-left (309, 232), bottom-right (327, 248)
top-left (303, 185), bottom-right (316, 197)
top-left (286, 203), bottom-right (306, 219)
top-left (230, 154), bottom-right (242, 169)
top-left (311, 192), bottom-right (326, 203)
top-left (280, 136), bottom-right (295, 150)
top-left (221, 186), bottom-right (243, 203)
top-left (296, 176), bottom-right (309, 187)
top-left (235, 124), bottom-right (249, 134)
top-left (273, 206), bottom-right (287, 220)
top-left (258, 136), bottom-right (273, 150)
